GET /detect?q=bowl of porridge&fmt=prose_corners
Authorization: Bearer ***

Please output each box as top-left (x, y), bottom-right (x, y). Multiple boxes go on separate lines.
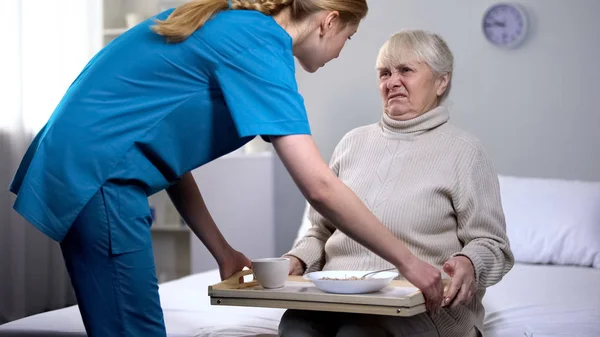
top-left (303, 270), bottom-right (398, 294)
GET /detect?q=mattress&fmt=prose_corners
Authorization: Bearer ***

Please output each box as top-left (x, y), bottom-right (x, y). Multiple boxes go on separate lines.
top-left (1, 263), bottom-right (598, 337)
top-left (482, 263), bottom-right (600, 337)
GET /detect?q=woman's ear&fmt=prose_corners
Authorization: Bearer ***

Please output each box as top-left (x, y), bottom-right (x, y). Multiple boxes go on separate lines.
top-left (436, 73), bottom-right (451, 96)
top-left (320, 11), bottom-right (340, 37)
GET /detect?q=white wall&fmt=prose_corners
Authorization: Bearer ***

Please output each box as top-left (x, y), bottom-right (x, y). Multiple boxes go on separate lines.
top-left (296, 0), bottom-right (600, 181)
top-left (190, 153), bottom-right (277, 272)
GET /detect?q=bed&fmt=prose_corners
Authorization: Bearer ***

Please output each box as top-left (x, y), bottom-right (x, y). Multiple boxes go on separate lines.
top-left (0, 263), bottom-right (598, 337)
top-left (1, 175), bottom-right (599, 336)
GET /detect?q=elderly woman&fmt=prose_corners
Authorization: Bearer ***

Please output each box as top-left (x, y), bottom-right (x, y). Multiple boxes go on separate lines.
top-left (279, 30), bottom-right (514, 337)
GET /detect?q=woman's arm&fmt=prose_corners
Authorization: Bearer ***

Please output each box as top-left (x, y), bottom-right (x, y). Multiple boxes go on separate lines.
top-left (286, 201), bottom-right (337, 273)
top-left (166, 172), bottom-right (251, 279)
top-left (271, 134), bottom-right (445, 313)
top-left (452, 146), bottom-right (515, 289)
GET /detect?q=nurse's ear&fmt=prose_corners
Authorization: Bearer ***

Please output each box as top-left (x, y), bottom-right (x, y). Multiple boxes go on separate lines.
top-left (319, 10), bottom-right (341, 38)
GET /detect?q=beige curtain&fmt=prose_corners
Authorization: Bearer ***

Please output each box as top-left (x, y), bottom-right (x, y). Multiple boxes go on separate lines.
top-left (0, 0), bottom-right (102, 324)
top-left (0, 131), bottom-right (77, 324)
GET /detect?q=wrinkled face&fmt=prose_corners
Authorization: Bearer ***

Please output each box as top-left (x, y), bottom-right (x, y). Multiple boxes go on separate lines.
top-left (377, 59), bottom-right (449, 120)
top-left (294, 13), bottom-right (358, 73)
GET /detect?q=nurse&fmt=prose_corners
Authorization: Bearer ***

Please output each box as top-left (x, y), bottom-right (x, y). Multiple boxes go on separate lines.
top-left (9, 0), bottom-right (444, 336)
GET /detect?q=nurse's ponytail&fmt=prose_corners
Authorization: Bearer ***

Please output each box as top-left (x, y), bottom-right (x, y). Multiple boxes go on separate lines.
top-left (152, 0), bottom-right (293, 43)
top-left (152, 0), bottom-right (367, 43)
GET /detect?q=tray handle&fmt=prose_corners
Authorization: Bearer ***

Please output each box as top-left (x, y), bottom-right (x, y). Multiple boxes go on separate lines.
top-left (222, 269), bottom-right (260, 289)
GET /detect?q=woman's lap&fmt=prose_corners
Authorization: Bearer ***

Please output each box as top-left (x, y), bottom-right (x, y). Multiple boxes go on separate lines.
top-left (279, 309), bottom-right (439, 337)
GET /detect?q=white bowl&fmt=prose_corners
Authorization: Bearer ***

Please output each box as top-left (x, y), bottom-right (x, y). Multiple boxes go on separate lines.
top-left (303, 270), bottom-right (398, 294)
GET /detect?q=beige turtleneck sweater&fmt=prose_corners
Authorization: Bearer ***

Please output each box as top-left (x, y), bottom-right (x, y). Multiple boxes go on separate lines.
top-left (286, 106), bottom-right (514, 336)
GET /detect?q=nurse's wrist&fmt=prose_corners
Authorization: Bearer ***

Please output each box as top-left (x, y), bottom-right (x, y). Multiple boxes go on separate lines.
top-left (212, 241), bottom-right (234, 264)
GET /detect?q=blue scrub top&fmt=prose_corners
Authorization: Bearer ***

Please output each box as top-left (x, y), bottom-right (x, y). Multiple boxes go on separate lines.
top-left (9, 8), bottom-right (311, 242)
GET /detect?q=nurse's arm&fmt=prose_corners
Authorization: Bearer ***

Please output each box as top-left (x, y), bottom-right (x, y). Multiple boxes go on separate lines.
top-left (272, 135), bottom-right (445, 311)
top-left (165, 172), bottom-right (233, 264)
top-left (270, 134), bottom-right (415, 266)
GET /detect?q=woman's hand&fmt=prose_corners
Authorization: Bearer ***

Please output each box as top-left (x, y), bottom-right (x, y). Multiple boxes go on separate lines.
top-left (399, 254), bottom-right (444, 314)
top-left (442, 256), bottom-right (476, 309)
top-left (287, 255), bottom-right (306, 275)
top-left (217, 248), bottom-right (252, 281)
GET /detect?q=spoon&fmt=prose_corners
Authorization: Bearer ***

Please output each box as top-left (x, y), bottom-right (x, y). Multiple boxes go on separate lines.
top-left (360, 268), bottom-right (398, 279)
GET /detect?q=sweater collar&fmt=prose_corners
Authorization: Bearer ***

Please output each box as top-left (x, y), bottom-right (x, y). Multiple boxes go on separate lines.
top-left (381, 105), bottom-right (449, 135)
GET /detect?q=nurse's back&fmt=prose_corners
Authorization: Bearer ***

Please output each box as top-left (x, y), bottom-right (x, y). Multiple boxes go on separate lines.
top-left (10, 8), bottom-right (297, 241)
top-left (49, 8), bottom-right (292, 152)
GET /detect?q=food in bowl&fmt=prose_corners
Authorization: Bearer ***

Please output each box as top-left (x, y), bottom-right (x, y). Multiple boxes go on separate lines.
top-left (319, 276), bottom-right (366, 281)
top-left (305, 270), bottom-right (399, 294)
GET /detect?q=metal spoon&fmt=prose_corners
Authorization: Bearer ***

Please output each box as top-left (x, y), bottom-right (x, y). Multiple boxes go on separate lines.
top-left (360, 268), bottom-right (398, 279)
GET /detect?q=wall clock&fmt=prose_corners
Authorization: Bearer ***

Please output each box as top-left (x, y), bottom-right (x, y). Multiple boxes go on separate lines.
top-left (482, 3), bottom-right (529, 49)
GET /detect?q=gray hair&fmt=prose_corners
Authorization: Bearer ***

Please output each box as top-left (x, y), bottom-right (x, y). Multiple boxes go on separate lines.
top-left (376, 29), bottom-right (454, 102)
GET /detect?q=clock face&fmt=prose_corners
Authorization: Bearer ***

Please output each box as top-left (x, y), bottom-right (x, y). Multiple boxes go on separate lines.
top-left (483, 3), bottom-right (528, 48)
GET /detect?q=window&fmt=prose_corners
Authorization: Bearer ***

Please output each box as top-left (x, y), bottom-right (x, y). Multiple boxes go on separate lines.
top-left (0, 0), bottom-right (101, 133)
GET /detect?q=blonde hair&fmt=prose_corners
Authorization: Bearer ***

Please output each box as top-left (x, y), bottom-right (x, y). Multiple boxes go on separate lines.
top-left (376, 29), bottom-right (454, 102)
top-left (152, 0), bottom-right (368, 43)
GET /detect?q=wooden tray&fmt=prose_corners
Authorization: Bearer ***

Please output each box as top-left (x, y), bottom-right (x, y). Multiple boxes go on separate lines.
top-left (208, 270), bottom-right (427, 316)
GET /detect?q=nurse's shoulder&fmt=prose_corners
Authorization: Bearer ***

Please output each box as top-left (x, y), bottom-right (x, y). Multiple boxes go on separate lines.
top-left (153, 3), bottom-right (293, 62)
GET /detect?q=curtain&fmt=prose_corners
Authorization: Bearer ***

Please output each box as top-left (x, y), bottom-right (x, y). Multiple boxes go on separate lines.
top-left (0, 0), bottom-right (102, 324)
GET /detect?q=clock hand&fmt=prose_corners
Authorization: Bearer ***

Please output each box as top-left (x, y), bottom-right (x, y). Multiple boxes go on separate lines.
top-left (485, 20), bottom-right (506, 28)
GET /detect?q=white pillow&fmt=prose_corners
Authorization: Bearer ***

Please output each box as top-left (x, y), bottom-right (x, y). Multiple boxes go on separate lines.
top-left (498, 175), bottom-right (600, 268)
top-left (294, 176), bottom-right (600, 269)
top-left (293, 201), bottom-right (312, 247)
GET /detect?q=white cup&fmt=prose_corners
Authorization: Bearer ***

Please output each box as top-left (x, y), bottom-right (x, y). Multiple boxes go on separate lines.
top-left (251, 258), bottom-right (289, 289)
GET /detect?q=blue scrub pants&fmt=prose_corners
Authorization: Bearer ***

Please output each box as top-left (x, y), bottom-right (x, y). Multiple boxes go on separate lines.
top-left (60, 181), bottom-right (167, 336)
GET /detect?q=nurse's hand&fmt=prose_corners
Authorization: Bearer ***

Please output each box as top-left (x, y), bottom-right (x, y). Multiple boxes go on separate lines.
top-left (400, 254), bottom-right (444, 314)
top-left (218, 248), bottom-right (252, 281)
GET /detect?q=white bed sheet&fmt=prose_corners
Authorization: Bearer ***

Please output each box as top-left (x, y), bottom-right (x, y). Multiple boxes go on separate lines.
top-left (482, 263), bottom-right (600, 337)
top-left (1, 263), bottom-right (599, 337)
top-left (0, 269), bottom-right (283, 337)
